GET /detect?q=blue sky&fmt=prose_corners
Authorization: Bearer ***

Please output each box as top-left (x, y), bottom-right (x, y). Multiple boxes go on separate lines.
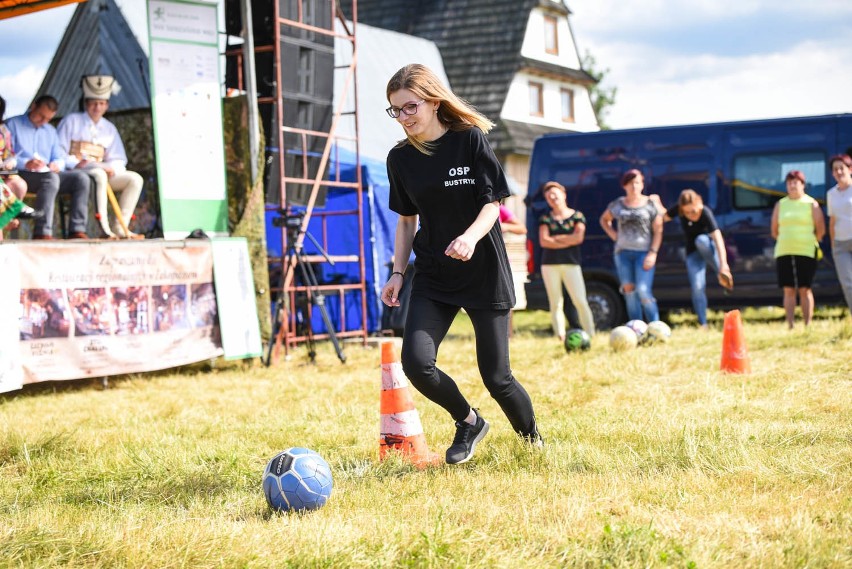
top-left (0, 0), bottom-right (850, 129)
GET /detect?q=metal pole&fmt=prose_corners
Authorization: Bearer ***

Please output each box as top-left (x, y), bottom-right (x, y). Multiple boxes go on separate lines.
top-left (240, 0), bottom-right (260, 185)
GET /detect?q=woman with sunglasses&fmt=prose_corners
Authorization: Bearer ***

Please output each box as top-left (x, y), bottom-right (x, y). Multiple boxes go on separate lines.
top-left (380, 64), bottom-right (541, 465)
top-left (652, 189), bottom-right (733, 329)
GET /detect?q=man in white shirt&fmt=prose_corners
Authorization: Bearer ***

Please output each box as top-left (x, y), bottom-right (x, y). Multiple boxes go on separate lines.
top-left (57, 75), bottom-right (144, 239)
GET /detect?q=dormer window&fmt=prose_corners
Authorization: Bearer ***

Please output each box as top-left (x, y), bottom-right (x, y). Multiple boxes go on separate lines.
top-left (529, 81), bottom-right (544, 117)
top-left (544, 15), bottom-right (558, 55)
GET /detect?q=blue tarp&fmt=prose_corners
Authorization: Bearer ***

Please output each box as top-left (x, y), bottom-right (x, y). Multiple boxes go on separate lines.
top-left (265, 147), bottom-right (397, 334)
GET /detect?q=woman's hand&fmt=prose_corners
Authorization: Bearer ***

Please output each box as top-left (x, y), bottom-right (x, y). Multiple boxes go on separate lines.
top-left (643, 250), bottom-right (657, 270)
top-left (380, 272), bottom-right (405, 307)
top-left (445, 234), bottom-right (476, 261)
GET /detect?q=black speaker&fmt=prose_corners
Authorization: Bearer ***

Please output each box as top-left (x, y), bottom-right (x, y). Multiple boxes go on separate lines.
top-left (225, 0), bottom-right (335, 209)
top-left (225, 0), bottom-right (275, 46)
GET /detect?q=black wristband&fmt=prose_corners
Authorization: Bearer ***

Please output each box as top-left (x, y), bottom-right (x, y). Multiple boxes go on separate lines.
top-left (391, 271), bottom-right (404, 278)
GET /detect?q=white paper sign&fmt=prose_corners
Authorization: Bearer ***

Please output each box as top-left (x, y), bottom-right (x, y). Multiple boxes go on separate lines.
top-left (211, 238), bottom-right (263, 360)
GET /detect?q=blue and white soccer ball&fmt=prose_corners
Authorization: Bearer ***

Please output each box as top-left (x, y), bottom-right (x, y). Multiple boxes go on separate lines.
top-left (625, 319), bottom-right (648, 342)
top-left (262, 447), bottom-right (333, 512)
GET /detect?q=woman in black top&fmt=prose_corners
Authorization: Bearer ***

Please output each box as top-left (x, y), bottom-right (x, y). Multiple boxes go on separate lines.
top-left (380, 64), bottom-right (540, 464)
top-left (537, 181), bottom-right (596, 339)
top-left (654, 189), bottom-right (733, 328)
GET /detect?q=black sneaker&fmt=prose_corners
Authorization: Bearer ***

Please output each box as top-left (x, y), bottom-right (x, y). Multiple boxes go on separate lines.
top-left (446, 410), bottom-right (489, 464)
top-left (523, 419), bottom-right (544, 448)
top-left (524, 431), bottom-right (544, 448)
top-left (15, 204), bottom-right (43, 220)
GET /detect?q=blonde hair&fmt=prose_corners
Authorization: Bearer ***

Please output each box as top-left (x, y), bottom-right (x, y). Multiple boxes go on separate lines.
top-left (386, 64), bottom-right (494, 155)
top-left (678, 189), bottom-right (703, 208)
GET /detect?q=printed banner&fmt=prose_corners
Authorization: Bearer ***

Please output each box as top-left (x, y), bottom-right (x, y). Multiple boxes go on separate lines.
top-left (3, 240), bottom-right (223, 391)
top-left (0, 245), bottom-right (23, 393)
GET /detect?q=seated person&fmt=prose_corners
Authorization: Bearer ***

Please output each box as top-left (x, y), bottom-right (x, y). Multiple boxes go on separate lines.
top-left (58, 75), bottom-right (144, 239)
top-left (499, 203), bottom-right (527, 235)
top-left (6, 95), bottom-right (91, 239)
top-left (1, 95), bottom-right (39, 237)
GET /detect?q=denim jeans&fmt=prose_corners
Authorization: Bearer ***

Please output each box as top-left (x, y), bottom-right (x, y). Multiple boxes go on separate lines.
top-left (614, 249), bottom-right (659, 322)
top-left (17, 169), bottom-right (91, 237)
top-left (832, 238), bottom-right (852, 312)
top-left (685, 233), bottom-right (721, 325)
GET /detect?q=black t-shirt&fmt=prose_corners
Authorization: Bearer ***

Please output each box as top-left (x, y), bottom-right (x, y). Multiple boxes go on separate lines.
top-left (387, 127), bottom-right (515, 309)
top-left (665, 203), bottom-right (720, 254)
top-left (538, 210), bottom-right (586, 265)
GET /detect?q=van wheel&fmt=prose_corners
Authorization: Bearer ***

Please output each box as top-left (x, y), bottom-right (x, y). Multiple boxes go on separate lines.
top-left (586, 281), bottom-right (625, 331)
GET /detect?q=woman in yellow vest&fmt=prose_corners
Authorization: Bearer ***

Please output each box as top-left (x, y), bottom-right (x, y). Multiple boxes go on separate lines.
top-left (770, 170), bottom-right (826, 329)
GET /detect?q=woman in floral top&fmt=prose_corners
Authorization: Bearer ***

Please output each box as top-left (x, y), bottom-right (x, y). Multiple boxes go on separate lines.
top-left (1, 95), bottom-right (29, 235)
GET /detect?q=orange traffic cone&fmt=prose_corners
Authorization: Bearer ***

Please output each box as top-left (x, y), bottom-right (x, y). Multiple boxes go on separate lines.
top-left (379, 341), bottom-right (441, 467)
top-left (720, 309), bottom-right (751, 373)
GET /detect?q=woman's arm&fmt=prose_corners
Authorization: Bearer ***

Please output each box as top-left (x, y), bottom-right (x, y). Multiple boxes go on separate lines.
top-left (770, 203), bottom-right (780, 240)
top-left (500, 216), bottom-right (527, 235)
top-left (648, 194), bottom-right (673, 221)
top-left (829, 216), bottom-right (836, 242)
top-left (813, 202), bottom-right (826, 242)
top-left (540, 222), bottom-right (586, 249)
top-left (381, 214), bottom-right (418, 307)
top-left (643, 213), bottom-right (664, 270)
top-left (710, 229), bottom-right (730, 273)
top-left (599, 209), bottom-right (617, 242)
top-left (444, 200), bottom-right (500, 261)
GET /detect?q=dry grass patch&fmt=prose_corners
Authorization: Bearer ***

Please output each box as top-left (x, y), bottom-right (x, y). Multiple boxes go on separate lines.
top-left (1, 309), bottom-right (850, 567)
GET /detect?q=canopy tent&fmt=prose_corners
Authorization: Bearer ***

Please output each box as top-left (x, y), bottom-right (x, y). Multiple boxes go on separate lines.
top-left (0, 0), bottom-right (84, 19)
top-left (265, 147), bottom-right (395, 335)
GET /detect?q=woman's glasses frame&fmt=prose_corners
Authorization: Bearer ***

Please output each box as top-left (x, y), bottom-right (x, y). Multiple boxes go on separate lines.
top-left (386, 99), bottom-right (426, 119)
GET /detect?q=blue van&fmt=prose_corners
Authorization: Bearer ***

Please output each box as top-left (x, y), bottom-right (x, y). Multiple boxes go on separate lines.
top-left (524, 114), bottom-right (852, 330)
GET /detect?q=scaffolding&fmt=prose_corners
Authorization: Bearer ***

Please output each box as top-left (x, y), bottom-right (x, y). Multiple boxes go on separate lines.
top-left (226, 0), bottom-right (366, 361)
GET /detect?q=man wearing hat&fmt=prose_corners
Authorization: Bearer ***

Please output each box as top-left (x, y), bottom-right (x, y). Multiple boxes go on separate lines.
top-left (57, 75), bottom-right (144, 239)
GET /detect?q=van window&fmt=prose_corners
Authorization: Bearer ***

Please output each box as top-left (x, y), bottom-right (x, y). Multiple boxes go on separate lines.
top-left (733, 151), bottom-right (826, 209)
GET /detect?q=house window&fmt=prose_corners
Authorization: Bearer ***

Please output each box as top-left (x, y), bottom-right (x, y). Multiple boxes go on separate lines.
top-left (544, 16), bottom-right (558, 55)
top-left (561, 88), bottom-right (574, 122)
top-left (529, 82), bottom-right (544, 117)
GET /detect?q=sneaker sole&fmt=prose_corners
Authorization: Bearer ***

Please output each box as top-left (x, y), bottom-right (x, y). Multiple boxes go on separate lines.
top-left (447, 420), bottom-right (489, 465)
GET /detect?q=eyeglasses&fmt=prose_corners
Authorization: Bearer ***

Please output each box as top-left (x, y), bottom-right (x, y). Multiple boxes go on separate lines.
top-left (385, 99), bottom-right (426, 118)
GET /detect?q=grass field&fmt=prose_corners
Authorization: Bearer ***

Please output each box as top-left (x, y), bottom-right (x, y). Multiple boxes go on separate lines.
top-left (1, 308), bottom-right (851, 568)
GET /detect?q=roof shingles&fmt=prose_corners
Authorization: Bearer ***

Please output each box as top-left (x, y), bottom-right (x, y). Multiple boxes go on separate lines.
top-left (348, 0), bottom-right (585, 154)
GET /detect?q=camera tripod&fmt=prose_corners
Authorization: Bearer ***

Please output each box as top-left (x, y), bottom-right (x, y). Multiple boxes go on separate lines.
top-left (265, 216), bottom-right (346, 365)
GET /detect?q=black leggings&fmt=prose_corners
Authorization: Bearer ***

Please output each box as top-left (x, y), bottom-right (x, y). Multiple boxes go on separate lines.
top-left (400, 295), bottom-right (537, 436)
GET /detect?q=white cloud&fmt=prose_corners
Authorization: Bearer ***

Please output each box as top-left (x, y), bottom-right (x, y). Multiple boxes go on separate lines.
top-left (567, 0), bottom-right (852, 129)
top-left (1, 65), bottom-right (48, 116)
top-left (571, 0), bottom-right (852, 33)
top-left (596, 39), bottom-right (852, 128)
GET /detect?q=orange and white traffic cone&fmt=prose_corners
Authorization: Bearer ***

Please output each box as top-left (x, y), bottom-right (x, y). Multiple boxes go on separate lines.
top-left (379, 340), bottom-right (441, 468)
top-left (720, 309), bottom-right (751, 373)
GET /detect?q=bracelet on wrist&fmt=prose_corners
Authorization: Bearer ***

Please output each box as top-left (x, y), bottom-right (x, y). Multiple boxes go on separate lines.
top-left (648, 249), bottom-right (658, 254)
top-left (391, 271), bottom-right (404, 278)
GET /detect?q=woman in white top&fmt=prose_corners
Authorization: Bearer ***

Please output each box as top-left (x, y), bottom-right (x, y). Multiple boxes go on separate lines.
top-left (827, 153), bottom-right (852, 314)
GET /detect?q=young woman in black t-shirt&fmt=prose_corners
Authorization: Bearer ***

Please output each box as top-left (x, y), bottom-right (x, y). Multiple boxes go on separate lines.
top-left (380, 64), bottom-right (541, 464)
top-left (653, 189), bottom-right (733, 328)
